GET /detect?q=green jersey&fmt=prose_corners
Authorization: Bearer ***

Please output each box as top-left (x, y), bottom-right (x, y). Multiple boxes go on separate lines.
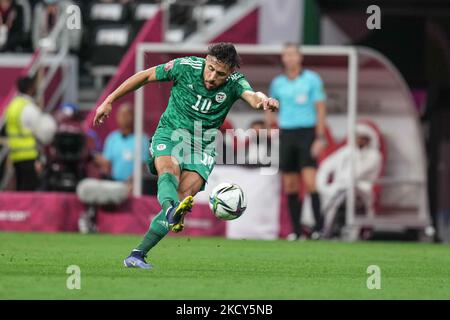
top-left (155, 56), bottom-right (254, 135)
top-left (148, 56), bottom-right (253, 185)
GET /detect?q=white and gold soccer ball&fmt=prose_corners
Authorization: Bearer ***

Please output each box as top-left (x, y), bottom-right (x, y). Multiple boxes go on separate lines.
top-left (209, 182), bottom-right (247, 220)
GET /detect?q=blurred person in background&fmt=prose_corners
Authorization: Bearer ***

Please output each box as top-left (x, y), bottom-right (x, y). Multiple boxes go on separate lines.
top-left (76, 102), bottom-right (149, 233)
top-left (316, 123), bottom-right (382, 238)
top-left (97, 103), bottom-right (149, 183)
top-left (0, 0), bottom-right (25, 52)
top-left (32, 0), bottom-right (82, 52)
top-left (4, 75), bottom-right (57, 191)
top-left (267, 43), bottom-right (328, 240)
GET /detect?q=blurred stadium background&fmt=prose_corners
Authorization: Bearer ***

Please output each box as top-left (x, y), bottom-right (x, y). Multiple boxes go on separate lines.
top-left (0, 0), bottom-right (450, 299)
top-left (0, 0), bottom-right (450, 298)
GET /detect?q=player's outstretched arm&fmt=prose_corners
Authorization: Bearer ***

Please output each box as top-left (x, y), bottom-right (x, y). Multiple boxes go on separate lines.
top-left (93, 67), bottom-right (158, 126)
top-left (241, 90), bottom-right (279, 112)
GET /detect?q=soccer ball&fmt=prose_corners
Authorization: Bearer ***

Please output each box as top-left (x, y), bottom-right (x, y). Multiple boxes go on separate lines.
top-left (209, 182), bottom-right (247, 220)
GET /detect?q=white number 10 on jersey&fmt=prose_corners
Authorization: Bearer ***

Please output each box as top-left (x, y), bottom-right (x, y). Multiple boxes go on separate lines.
top-left (191, 95), bottom-right (212, 113)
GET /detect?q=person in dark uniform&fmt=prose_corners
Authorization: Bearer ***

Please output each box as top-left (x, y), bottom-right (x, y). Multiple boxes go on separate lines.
top-left (267, 43), bottom-right (328, 240)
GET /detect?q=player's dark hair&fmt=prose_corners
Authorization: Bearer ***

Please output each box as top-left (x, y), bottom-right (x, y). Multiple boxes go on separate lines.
top-left (16, 75), bottom-right (36, 94)
top-left (207, 42), bottom-right (241, 69)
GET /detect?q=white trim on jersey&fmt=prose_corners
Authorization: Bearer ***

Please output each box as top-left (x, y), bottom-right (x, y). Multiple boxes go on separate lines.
top-left (180, 58), bottom-right (203, 69)
top-left (180, 63), bottom-right (202, 70)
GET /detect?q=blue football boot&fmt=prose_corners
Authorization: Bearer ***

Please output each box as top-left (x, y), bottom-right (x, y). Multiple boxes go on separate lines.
top-left (123, 250), bottom-right (153, 269)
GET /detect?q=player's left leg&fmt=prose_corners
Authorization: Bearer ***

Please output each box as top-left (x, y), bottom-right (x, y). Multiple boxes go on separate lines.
top-left (300, 128), bottom-right (323, 239)
top-left (302, 167), bottom-right (324, 237)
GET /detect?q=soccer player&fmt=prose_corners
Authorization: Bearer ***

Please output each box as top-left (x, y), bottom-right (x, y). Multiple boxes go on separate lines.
top-left (93, 43), bottom-right (279, 269)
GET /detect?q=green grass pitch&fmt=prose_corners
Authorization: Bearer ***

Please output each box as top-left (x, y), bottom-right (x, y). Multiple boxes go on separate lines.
top-left (1, 232), bottom-right (450, 299)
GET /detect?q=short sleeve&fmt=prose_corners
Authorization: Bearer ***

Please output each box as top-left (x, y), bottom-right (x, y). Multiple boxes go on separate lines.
top-left (155, 58), bottom-right (182, 81)
top-left (235, 76), bottom-right (254, 97)
top-left (312, 74), bottom-right (326, 102)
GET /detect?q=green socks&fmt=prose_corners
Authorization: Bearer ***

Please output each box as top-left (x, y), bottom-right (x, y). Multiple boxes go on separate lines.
top-left (136, 210), bottom-right (170, 254)
top-left (135, 172), bottom-right (179, 255)
top-left (157, 172), bottom-right (179, 212)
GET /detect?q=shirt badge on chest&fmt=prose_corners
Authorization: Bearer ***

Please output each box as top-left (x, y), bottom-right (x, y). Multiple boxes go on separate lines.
top-left (296, 94), bottom-right (308, 104)
top-left (123, 150), bottom-right (133, 161)
top-left (215, 92), bottom-right (227, 103)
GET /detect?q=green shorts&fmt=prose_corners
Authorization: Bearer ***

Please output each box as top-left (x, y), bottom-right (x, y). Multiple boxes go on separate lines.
top-left (147, 128), bottom-right (216, 191)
